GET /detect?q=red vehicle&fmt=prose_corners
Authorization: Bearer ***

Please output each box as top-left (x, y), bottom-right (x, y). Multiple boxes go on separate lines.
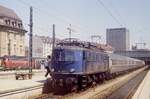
top-left (1, 56), bottom-right (41, 70)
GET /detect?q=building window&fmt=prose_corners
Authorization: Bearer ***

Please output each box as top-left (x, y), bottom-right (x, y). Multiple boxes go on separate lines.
top-left (8, 20), bottom-right (10, 25)
top-left (8, 39), bottom-right (11, 56)
top-left (0, 19), bottom-right (3, 23)
top-left (14, 44), bottom-right (16, 54)
top-left (20, 35), bottom-right (23, 42)
top-left (14, 21), bottom-right (17, 26)
top-left (12, 22), bottom-right (15, 26)
top-left (14, 34), bottom-right (16, 40)
top-left (18, 24), bottom-right (20, 28)
top-left (20, 23), bottom-right (23, 28)
top-left (5, 20), bottom-right (8, 24)
top-left (20, 45), bottom-right (22, 54)
top-left (18, 23), bottom-right (22, 28)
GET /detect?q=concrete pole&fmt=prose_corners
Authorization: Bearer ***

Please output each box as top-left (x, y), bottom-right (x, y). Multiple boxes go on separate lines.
top-left (29, 6), bottom-right (33, 73)
top-left (69, 24), bottom-right (71, 43)
top-left (52, 24), bottom-right (55, 50)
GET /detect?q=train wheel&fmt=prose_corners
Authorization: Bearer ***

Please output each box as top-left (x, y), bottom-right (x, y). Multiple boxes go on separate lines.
top-left (106, 72), bottom-right (111, 80)
top-left (79, 76), bottom-right (87, 90)
top-left (91, 75), bottom-right (97, 87)
top-left (72, 78), bottom-right (78, 92)
top-left (51, 79), bottom-right (56, 90)
top-left (66, 78), bottom-right (72, 92)
top-left (98, 74), bottom-right (103, 83)
top-left (87, 76), bottom-right (92, 86)
top-left (71, 84), bottom-right (78, 92)
top-left (109, 74), bottom-right (113, 79)
top-left (102, 73), bottom-right (106, 80)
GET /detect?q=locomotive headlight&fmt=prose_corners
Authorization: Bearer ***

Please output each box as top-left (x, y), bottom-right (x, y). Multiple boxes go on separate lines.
top-left (70, 68), bottom-right (75, 73)
top-left (51, 68), bottom-right (54, 72)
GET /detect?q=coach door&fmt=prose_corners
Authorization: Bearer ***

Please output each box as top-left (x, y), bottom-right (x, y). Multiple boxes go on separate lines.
top-left (103, 54), bottom-right (109, 71)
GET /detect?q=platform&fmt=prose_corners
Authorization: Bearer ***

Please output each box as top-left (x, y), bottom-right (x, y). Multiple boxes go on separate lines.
top-left (0, 70), bottom-right (47, 93)
top-left (0, 71), bottom-right (49, 99)
top-left (0, 69), bottom-right (46, 79)
top-left (0, 74), bottom-right (46, 93)
top-left (132, 70), bottom-right (150, 99)
top-left (0, 69), bottom-right (46, 75)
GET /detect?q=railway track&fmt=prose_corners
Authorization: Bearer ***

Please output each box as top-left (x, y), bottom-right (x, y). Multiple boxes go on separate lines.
top-left (0, 84), bottom-right (43, 98)
top-left (34, 68), bottom-right (147, 99)
top-left (107, 69), bottom-right (148, 99)
top-left (0, 68), bottom-right (147, 99)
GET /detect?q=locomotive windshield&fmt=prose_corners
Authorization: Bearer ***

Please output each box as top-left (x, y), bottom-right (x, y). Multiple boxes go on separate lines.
top-left (52, 49), bottom-right (80, 61)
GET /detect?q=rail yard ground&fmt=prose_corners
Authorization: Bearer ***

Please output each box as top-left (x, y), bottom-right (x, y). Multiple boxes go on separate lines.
top-left (60, 67), bottom-right (147, 99)
top-left (0, 70), bottom-right (46, 99)
top-left (0, 67), bottom-right (149, 99)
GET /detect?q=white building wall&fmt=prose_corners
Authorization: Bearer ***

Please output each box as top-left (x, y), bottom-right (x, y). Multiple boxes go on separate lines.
top-left (32, 35), bottom-right (55, 58)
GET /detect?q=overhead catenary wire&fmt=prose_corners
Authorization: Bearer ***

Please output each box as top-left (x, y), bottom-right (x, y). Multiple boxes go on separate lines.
top-left (107, 0), bottom-right (126, 27)
top-left (17, 0), bottom-right (69, 24)
top-left (24, 23), bottom-right (51, 33)
top-left (39, 0), bottom-right (90, 33)
top-left (96, 0), bottom-right (123, 27)
top-left (17, 0), bottom-right (89, 33)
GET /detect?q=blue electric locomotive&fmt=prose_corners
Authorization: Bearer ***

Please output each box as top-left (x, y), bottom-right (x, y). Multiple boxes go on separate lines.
top-left (50, 40), bottom-right (144, 91)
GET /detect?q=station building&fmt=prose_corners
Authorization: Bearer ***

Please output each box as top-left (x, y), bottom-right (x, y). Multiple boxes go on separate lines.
top-left (0, 5), bottom-right (27, 57)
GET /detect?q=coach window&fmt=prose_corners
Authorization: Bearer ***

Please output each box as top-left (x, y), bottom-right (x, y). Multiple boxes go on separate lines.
top-left (112, 59), bottom-right (116, 65)
top-left (96, 54), bottom-right (99, 61)
top-left (98, 54), bottom-right (101, 61)
top-left (92, 52), bottom-right (95, 61)
top-left (94, 53), bottom-right (97, 61)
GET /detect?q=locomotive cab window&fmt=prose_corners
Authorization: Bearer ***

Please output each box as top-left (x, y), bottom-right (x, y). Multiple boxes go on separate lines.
top-left (52, 49), bottom-right (81, 61)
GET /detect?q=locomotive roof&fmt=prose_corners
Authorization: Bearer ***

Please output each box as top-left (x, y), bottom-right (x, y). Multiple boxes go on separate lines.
top-left (55, 45), bottom-right (85, 50)
top-left (56, 40), bottom-right (113, 52)
top-left (54, 45), bottom-right (109, 53)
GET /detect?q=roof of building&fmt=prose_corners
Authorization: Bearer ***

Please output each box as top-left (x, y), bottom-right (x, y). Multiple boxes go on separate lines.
top-left (0, 5), bottom-right (20, 20)
top-left (107, 27), bottom-right (127, 30)
top-left (34, 35), bottom-right (60, 44)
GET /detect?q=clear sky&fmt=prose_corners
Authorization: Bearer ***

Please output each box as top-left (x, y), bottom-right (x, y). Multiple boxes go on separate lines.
top-left (0, 0), bottom-right (150, 48)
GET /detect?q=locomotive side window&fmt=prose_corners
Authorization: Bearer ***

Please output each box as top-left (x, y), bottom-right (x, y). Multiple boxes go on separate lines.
top-left (85, 51), bottom-right (91, 61)
top-left (93, 53), bottom-right (97, 61)
top-left (52, 50), bottom-right (64, 61)
top-left (52, 49), bottom-right (80, 61)
top-left (96, 54), bottom-right (99, 61)
top-left (85, 51), bottom-right (97, 61)
top-left (65, 50), bottom-right (75, 61)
